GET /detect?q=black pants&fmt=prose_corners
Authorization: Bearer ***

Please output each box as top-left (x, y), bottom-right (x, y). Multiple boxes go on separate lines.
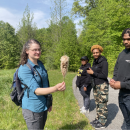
top-left (119, 95), bottom-right (130, 130)
top-left (22, 109), bottom-right (47, 130)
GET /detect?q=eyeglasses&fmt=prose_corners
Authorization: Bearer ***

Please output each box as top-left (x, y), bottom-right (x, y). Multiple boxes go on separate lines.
top-left (29, 49), bottom-right (42, 52)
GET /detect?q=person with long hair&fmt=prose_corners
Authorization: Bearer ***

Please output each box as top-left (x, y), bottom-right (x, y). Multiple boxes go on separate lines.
top-left (18, 39), bottom-right (66, 130)
top-left (87, 45), bottom-right (109, 129)
top-left (110, 28), bottom-right (130, 130)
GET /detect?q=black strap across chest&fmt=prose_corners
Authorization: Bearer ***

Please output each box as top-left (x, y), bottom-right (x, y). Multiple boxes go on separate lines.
top-left (33, 68), bottom-right (43, 88)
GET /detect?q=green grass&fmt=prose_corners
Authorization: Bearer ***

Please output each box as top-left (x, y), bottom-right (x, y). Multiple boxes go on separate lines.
top-left (0, 69), bottom-right (94, 130)
top-left (108, 73), bottom-right (113, 79)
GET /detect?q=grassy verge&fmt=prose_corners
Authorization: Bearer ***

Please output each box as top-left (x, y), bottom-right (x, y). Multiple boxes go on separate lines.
top-left (108, 73), bottom-right (113, 79)
top-left (0, 69), bottom-right (94, 129)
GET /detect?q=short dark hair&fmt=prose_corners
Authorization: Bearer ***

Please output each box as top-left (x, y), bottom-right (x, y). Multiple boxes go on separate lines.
top-left (122, 28), bottom-right (130, 37)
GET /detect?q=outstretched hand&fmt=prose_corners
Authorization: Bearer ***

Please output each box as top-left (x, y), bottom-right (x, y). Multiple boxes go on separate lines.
top-left (55, 81), bottom-right (66, 91)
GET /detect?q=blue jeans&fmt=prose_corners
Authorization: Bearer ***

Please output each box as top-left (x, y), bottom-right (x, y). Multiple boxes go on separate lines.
top-left (119, 95), bottom-right (130, 130)
top-left (79, 85), bottom-right (92, 110)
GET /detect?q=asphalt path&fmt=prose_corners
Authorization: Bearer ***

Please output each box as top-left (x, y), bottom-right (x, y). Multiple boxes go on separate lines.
top-left (72, 76), bottom-right (126, 130)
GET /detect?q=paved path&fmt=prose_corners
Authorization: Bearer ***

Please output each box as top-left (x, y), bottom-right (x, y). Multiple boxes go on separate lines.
top-left (72, 76), bottom-right (126, 130)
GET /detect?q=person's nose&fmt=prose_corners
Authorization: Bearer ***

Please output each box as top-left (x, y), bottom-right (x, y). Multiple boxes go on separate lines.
top-left (36, 50), bottom-right (40, 54)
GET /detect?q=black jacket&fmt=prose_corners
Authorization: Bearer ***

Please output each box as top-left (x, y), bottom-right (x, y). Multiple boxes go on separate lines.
top-left (91, 56), bottom-right (108, 85)
top-left (76, 63), bottom-right (92, 88)
top-left (113, 49), bottom-right (130, 96)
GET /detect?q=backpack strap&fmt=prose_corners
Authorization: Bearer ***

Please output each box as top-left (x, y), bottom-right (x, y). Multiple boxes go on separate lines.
top-left (37, 60), bottom-right (50, 87)
top-left (34, 68), bottom-right (43, 88)
top-left (11, 69), bottom-right (19, 89)
top-left (38, 60), bottom-right (50, 87)
top-left (16, 68), bottom-right (29, 98)
top-left (26, 62), bottom-right (43, 88)
top-left (26, 62), bottom-right (35, 75)
top-left (18, 82), bottom-right (29, 100)
top-left (26, 61), bottom-right (50, 88)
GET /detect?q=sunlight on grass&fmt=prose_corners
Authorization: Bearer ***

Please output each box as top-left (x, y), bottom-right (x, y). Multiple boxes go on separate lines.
top-left (0, 69), bottom-right (94, 129)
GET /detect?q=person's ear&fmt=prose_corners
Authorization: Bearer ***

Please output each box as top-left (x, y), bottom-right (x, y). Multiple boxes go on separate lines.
top-left (26, 49), bottom-right (29, 55)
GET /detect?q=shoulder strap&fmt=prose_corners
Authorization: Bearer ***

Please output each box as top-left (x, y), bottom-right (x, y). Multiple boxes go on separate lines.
top-left (26, 62), bottom-right (43, 88)
top-left (34, 68), bottom-right (43, 88)
top-left (17, 68), bottom-right (29, 98)
top-left (26, 62), bottom-right (34, 75)
top-left (38, 60), bottom-right (50, 87)
top-left (26, 61), bottom-right (50, 88)
top-left (18, 83), bottom-right (29, 99)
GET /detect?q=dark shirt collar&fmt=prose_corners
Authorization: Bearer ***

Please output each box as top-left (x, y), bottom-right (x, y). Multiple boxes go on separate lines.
top-left (125, 48), bottom-right (130, 53)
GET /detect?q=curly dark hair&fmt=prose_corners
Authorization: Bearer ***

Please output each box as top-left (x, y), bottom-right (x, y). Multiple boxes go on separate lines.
top-left (122, 28), bottom-right (130, 37)
top-left (18, 39), bottom-right (41, 66)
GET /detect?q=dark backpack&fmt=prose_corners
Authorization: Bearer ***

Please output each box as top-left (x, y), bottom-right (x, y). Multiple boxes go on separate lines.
top-left (10, 63), bottom-right (34, 106)
top-left (10, 61), bottom-right (52, 109)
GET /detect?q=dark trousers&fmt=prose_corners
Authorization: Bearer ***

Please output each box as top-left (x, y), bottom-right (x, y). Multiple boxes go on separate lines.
top-left (119, 95), bottom-right (130, 130)
top-left (79, 85), bottom-right (92, 110)
top-left (22, 109), bottom-right (47, 130)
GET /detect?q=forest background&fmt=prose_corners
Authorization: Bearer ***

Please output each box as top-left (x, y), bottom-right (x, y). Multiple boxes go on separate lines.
top-left (0, 0), bottom-right (129, 74)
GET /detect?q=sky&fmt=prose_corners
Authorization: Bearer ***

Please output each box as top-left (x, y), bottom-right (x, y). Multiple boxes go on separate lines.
top-left (0, 0), bottom-right (84, 34)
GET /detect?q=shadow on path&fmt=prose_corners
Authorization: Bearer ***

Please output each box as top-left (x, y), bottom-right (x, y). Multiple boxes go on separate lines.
top-left (73, 76), bottom-right (124, 130)
top-left (106, 103), bottom-right (119, 127)
top-left (89, 100), bottom-right (119, 128)
top-left (59, 121), bottom-right (87, 130)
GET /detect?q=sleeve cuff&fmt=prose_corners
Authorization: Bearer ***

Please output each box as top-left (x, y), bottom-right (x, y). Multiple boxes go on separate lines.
top-left (83, 84), bottom-right (88, 88)
top-left (93, 72), bottom-right (98, 77)
top-left (121, 82), bottom-right (126, 89)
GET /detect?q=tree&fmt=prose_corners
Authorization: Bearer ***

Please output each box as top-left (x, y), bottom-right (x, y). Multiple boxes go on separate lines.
top-left (35, 28), bottom-right (53, 64)
top-left (53, 16), bottom-right (81, 71)
top-left (17, 5), bottom-right (37, 46)
top-left (43, 0), bottom-right (69, 69)
top-left (72, 0), bottom-right (98, 17)
top-left (0, 21), bottom-right (20, 69)
top-left (76, 0), bottom-right (130, 73)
